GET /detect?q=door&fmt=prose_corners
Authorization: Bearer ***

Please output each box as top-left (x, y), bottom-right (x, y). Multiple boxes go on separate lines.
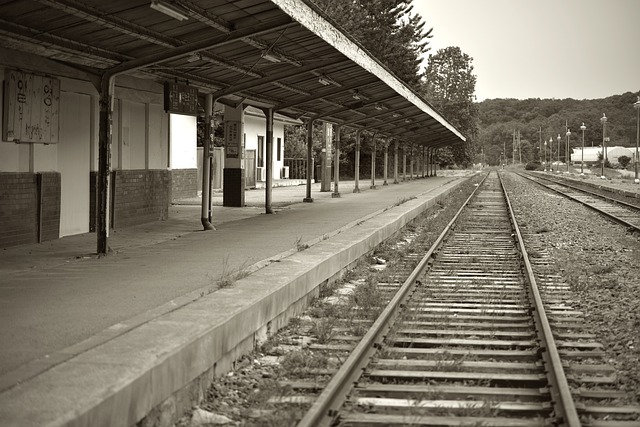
top-left (245, 149), bottom-right (256, 188)
top-left (58, 92), bottom-right (90, 237)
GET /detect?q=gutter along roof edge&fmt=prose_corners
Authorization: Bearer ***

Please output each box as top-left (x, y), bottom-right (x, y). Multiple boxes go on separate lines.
top-left (271, 0), bottom-right (466, 143)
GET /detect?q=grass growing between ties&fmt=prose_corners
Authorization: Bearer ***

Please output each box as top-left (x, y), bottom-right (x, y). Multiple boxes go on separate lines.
top-left (280, 349), bottom-right (329, 372)
top-left (294, 235), bottom-right (309, 251)
top-left (180, 175), bottom-right (487, 426)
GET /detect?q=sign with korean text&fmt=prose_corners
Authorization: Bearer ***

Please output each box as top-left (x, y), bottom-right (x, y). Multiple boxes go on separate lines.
top-left (225, 120), bottom-right (242, 158)
top-left (163, 82), bottom-right (198, 116)
top-left (2, 70), bottom-right (60, 143)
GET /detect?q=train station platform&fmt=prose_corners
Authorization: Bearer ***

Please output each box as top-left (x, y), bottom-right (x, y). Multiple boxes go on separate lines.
top-left (0, 172), bottom-right (475, 427)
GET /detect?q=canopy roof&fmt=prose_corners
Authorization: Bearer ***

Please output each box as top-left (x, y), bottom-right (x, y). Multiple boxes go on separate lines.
top-left (0, 0), bottom-right (465, 146)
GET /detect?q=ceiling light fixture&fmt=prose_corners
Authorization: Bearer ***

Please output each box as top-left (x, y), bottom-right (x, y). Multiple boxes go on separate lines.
top-left (318, 75), bottom-right (331, 86)
top-left (352, 91), bottom-right (361, 100)
top-left (150, 0), bottom-right (189, 21)
top-left (186, 53), bottom-right (201, 63)
top-left (262, 51), bottom-right (281, 63)
top-left (374, 103), bottom-right (387, 111)
top-left (392, 113), bottom-right (401, 118)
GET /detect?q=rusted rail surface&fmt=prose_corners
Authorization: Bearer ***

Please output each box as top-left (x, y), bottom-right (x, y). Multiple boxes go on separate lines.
top-left (277, 171), bottom-right (639, 427)
top-left (292, 171), bottom-right (578, 426)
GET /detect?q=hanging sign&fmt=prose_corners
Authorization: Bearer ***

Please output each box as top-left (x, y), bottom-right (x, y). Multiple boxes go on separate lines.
top-left (3, 70), bottom-right (60, 143)
top-left (163, 82), bottom-right (198, 116)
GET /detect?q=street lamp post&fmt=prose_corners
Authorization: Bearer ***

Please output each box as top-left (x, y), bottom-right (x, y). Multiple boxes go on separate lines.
top-left (600, 113), bottom-right (607, 179)
top-left (544, 140), bottom-right (547, 171)
top-left (566, 129), bottom-right (571, 172)
top-left (580, 123), bottom-right (586, 176)
top-left (634, 96), bottom-right (640, 184)
top-left (557, 134), bottom-right (561, 173)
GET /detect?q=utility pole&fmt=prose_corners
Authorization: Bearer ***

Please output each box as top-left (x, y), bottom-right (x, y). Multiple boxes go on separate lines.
top-left (512, 129), bottom-right (516, 164)
top-left (518, 130), bottom-right (522, 164)
top-left (503, 138), bottom-right (506, 168)
top-left (538, 127), bottom-right (542, 162)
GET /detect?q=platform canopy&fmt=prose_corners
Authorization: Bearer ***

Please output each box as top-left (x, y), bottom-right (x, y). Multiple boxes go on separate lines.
top-left (0, 0), bottom-right (465, 146)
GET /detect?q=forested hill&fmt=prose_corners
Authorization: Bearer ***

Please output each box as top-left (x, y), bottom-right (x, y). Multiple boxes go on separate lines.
top-left (476, 91), bottom-right (639, 165)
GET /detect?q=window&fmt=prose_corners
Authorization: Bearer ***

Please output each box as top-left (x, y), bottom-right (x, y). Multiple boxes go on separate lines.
top-left (277, 138), bottom-right (282, 161)
top-left (257, 135), bottom-right (264, 167)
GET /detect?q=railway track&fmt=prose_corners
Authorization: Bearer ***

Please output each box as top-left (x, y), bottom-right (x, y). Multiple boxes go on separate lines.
top-left (271, 171), bottom-right (639, 427)
top-left (519, 173), bottom-right (640, 232)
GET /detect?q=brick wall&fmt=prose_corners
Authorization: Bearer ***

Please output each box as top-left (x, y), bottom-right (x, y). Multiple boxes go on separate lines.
top-left (40, 173), bottom-right (61, 242)
top-left (170, 168), bottom-right (197, 201)
top-left (0, 172), bottom-right (61, 248)
top-left (112, 169), bottom-right (170, 229)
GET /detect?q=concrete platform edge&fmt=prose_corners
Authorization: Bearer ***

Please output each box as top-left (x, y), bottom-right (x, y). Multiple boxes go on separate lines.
top-left (0, 178), bottom-right (469, 427)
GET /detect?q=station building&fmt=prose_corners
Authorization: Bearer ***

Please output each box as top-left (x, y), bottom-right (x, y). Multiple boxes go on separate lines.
top-left (0, 0), bottom-right (465, 254)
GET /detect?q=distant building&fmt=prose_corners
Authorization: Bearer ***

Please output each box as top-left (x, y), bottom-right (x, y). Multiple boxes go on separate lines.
top-left (571, 146), bottom-right (634, 165)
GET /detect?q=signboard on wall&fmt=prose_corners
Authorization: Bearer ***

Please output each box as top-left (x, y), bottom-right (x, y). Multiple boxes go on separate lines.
top-left (225, 120), bottom-right (241, 158)
top-left (163, 82), bottom-right (198, 116)
top-left (2, 70), bottom-right (60, 143)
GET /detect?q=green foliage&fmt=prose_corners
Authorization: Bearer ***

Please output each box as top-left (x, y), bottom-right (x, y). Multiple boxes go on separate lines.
top-left (618, 155), bottom-right (631, 169)
top-left (420, 47), bottom-right (479, 166)
top-left (477, 91), bottom-right (640, 168)
top-left (596, 151), bottom-right (612, 168)
top-left (525, 161), bottom-right (542, 171)
top-left (309, 0), bottom-right (432, 87)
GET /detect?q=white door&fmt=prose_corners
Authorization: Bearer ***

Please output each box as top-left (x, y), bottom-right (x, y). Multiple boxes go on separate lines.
top-left (58, 92), bottom-right (90, 237)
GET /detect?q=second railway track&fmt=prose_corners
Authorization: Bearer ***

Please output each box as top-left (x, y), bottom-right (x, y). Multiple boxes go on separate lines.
top-left (288, 171), bottom-right (640, 427)
top-left (519, 172), bottom-right (640, 232)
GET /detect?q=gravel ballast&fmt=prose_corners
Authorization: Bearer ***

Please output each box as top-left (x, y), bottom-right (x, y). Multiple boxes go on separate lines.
top-left (502, 171), bottom-right (640, 400)
top-left (174, 170), bottom-right (640, 426)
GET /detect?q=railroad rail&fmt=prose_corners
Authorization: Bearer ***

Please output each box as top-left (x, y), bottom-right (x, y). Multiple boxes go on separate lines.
top-left (274, 170), bottom-right (640, 427)
top-left (519, 172), bottom-right (640, 233)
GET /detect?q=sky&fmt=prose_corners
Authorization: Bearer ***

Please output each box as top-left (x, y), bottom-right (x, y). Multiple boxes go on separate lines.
top-left (414, 0), bottom-right (640, 101)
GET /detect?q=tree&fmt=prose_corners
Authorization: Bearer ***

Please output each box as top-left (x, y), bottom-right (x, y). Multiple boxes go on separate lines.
top-left (618, 155), bottom-right (631, 169)
top-left (420, 47), bottom-right (478, 166)
top-left (309, 0), bottom-right (432, 87)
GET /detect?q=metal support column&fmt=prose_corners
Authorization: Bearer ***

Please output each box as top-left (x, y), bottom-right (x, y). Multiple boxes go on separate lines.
top-left (409, 143), bottom-right (414, 179)
top-left (332, 125), bottom-right (341, 198)
top-left (383, 140), bottom-right (388, 185)
top-left (304, 119), bottom-right (314, 202)
top-left (263, 107), bottom-right (274, 214)
top-left (353, 129), bottom-right (361, 193)
top-left (402, 143), bottom-right (407, 181)
top-left (97, 75), bottom-right (115, 255)
top-left (370, 134), bottom-right (376, 189)
top-left (201, 94), bottom-right (215, 229)
top-left (393, 140), bottom-right (399, 184)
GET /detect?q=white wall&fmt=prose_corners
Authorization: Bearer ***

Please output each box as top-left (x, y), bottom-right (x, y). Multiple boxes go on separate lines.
top-left (244, 113), bottom-right (285, 180)
top-left (1, 58), bottom-right (170, 238)
top-left (58, 91), bottom-right (91, 236)
top-left (169, 114), bottom-right (197, 169)
top-left (117, 99), bottom-right (147, 170)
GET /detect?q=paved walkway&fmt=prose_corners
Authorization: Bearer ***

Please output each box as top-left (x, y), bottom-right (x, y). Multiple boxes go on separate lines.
top-left (0, 174), bottom-right (469, 386)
